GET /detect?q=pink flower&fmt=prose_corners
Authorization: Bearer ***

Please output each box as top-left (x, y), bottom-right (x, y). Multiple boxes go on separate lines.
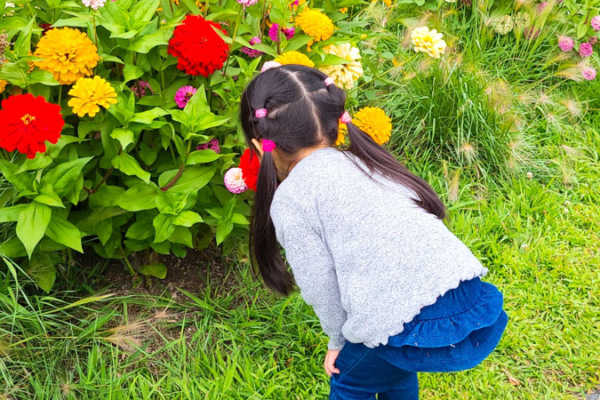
top-left (291, 0), bottom-right (299, 5)
top-left (82, 0), bottom-right (106, 9)
top-left (591, 16), bottom-right (600, 31)
top-left (579, 42), bottom-right (593, 57)
top-left (174, 85), bottom-right (197, 109)
top-left (269, 23), bottom-right (280, 42)
top-left (582, 66), bottom-right (597, 80)
top-left (196, 138), bottom-right (221, 153)
top-left (237, 0), bottom-right (257, 6)
top-left (130, 80), bottom-right (153, 98)
top-left (590, 36), bottom-right (598, 46)
top-left (537, 1), bottom-right (548, 13)
top-left (241, 36), bottom-right (263, 58)
top-left (282, 27), bottom-right (295, 40)
top-left (224, 168), bottom-right (248, 194)
top-left (558, 36), bottom-right (574, 52)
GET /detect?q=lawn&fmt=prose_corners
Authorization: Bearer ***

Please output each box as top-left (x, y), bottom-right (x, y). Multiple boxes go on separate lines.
top-left (1, 0), bottom-right (600, 399)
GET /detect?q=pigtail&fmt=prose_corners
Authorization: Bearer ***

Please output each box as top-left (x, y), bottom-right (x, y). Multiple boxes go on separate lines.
top-left (250, 150), bottom-right (295, 295)
top-left (345, 122), bottom-right (446, 219)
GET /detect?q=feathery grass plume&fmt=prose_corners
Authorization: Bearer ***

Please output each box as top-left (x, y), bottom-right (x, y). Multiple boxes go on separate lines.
top-left (506, 132), bottom-right (535, 172)
top-left (447, 168), bottom-right (461, 203)
top-left (458, 142), bottom-right (477, 164)
top-left (485, 79), bottom-right (513, 114)
top-left (560, 98), bottom-right (583, 118)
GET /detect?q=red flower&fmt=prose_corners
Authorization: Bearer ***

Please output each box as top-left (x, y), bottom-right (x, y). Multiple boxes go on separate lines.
top-left (168, 15), bottom-right (230, 77)
top-left (239, 148), bottom-right (260, 191)
top-left (0, 94), bottom-right (64, 159)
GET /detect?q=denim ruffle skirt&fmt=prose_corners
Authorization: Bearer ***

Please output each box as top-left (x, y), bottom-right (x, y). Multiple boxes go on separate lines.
top-left (376, 276), bottom-right (508, 372)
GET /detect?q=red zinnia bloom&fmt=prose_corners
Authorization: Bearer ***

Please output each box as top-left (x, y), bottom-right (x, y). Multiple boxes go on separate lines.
top-left (168, 15), bottom-right (230, 77)
top-left (0, 94), bottom-right (64, 159)
top-left (239, 148), bottom-right (260, 191)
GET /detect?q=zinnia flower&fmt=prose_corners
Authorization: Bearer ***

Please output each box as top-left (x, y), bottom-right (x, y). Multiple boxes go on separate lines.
top-left (174, 85), bottom-right (197, 108)
top-left (582, 66), bottom-right (597, 80)
top-left (130, 80), bottom-right (153, 98)
top-left (33, 27), bottom-right (99, 84)
top-left (224, 168), bottom-right (248, 194)
top-left (283, 27), bottom-right (295, 40)
top-left (197, 138), bottom-right (220, 153)
top-left (168, 15), bottom-right (230, 77)
top-left (579, 42), bottom-right (593, 57)
top-left (411, 26), bottom-right (447, 58)
top-left (352, 107), bottom-right (392, 145)
top-left (335, 123), bottom-right (347, 146)
top-left (68, 76), bottom-right (117, 117)
top-left (239, 148), bottom-right (260, 191)
top-left (241, 36), bottom-right (263, 58)
top-left (274, 51), bottom-right (314, 67)
top-left (295, 9), bottom-right (334, 42)
top-left (269, 23), bottom-right (280, 42)
top-left (0, 94), bottom-right (64, 159)
top-left (82, 0), bottom-right (106, 9)
top-left (237, 0), bottom-right (257, 7)
top-left (558, 36), bottom-right (574, 52)
top-left (591, 15), bottom-right (600, 31)
top-left (0, 80), bottom-right (7, 94)
top-left (319, 43), bottom-right (363, 89)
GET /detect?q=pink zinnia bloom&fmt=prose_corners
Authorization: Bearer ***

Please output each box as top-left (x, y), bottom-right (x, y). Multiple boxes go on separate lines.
top-left (241, 36), bottom-right (263, 58)
top-left (558, 36), bottom-right (574, 52)
top-left (591, 16), bottom-right (600, 31)
top-left (174, 85), bottom-right (197, 109)
top-left (582, 66), bottom-right (597, 81)
top-left (130, 80), bottom-right (153, 98)
top-left (196, 138), bottom-right (221, 153)
top-left (82, 0), bottom-right (106, 9)
top-left (537, 1), bottom-right (548, 13)
top-left (237, 0), bottom-right (257, 6)
top-left (291, 0), bottom-right (299, 5)
top-left (282, 27), bottom-right (295, 40)
top-left (269, 23), bottom-right (280, 42)
top-left (579, 42), bottom-right (593, 57)
top-left (224, 168), bottom-right (248, 194)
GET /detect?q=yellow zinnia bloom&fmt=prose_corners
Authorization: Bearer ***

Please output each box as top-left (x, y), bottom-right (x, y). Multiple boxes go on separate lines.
top-left (319, 43), bottom-right (364, 89)
top-left (68, 76), bottom-right (117, 118)
top-left (410, 26), bottom-right (447, 59)
top-left (33, 27), bottom-right (99, 85)
top-left (296, 9), bottom-right (334, 42)
top-left (0, 80), bottom-right (7, 94)
top-left (335, 123), bottom-right (347, 146)
top-left (352, 107), bottom-right (392, 145)
top-left (274, 51), bottom-right (315, 68)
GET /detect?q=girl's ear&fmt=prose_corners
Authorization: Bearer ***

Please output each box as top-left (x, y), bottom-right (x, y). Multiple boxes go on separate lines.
top-left (251, 138), bottom-right (264, 160)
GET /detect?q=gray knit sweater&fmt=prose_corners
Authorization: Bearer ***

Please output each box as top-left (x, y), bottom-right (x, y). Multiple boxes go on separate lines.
top-left (269, 147), bottom-right (488, 350)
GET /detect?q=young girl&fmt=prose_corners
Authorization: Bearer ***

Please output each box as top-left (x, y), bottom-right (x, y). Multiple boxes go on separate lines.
top-left (240, 64), bottom-right (508, 400)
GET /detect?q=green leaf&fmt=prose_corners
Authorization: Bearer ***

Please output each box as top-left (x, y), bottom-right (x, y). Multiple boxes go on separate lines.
top-left (0, 61), bottom-right (28, 87)
top-left (110, 128), bottom-right (135, 150)
top-left (117, 183), bottom-right (159, 211)
top-left (129, 26), bottom-right (172, 53)
top-left (166, 165), bottom-right (216, 194)
top-left (34, 192), bottom-right (65, 208)
top-left (96, 219), bottom-right (112, 245)
top-left (186, 150), bottom-right (221, 165)
top-left (131, 107), bottom-right (168, 124)
top-left (0, 237), bottom-right (27, 258)
top-left (112, 153), bottom-right (151, 183)
top-left (89, 184), bottom-right (126, 208)
top-left (130, 0), bottom-right (160, 27)
top-left (28, 70), bottom-right (60, 86)
top-left (41, 157), bottom-right (93, 196)
top-left (13, 17), bottom-right (34, 57)
top-left (16, 202), bottom-right (52, 258)
top-left (216, 219), bottom-right (233, 245)
top-left (0, 159), bottom-right (34, 193)
top-left (169, 226), bottom-right (192, 247)
top-left (126, 217), bottom-right (154, 240)
top-left (45, 214), bottom-right (83, 253)
top-left (138, 263), bottom-right (167, 279)
top-left (153, 213), bottom-right (175, 243)
top-left (28, 262), bottom-right (56, 293)
top-left (174, 210), bottom-right (203, 227)
top-left (17, 154), bottom-right (53, 173)
top-left (123, 64), bottom-right (144, 83)
top-left (232, 213), bottom-right (250, 225)
top-left (0, 204), bottom-right (28, 223)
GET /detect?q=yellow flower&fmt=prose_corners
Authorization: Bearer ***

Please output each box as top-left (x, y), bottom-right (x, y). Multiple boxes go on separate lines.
top-left (296, 8), bottom-right (334, 42)
top-left (68, 76), bottom-right (117, 118)
top-left (410, 26), bottom-right (447, 59)
top-left (274, 51), bottom-right (315, 67)
top-left (319, 43), bottom-right (363, 89)
top-left (0, 80), bottom-right (7, 94)
top-left (353, 107), bottom-right (392, 145)
top-left (339, 7), bottom-right (348, 13)
top-left (335, 123), bottom-right (347, 146)
top-left (33, 28), bottom-right (99, 85)
top-left (382, 0), bottom-right (392, 6)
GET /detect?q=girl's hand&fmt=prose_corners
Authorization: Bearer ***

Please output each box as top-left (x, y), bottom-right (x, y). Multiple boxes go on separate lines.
top-left (324, 349), bottom-right (341, 377)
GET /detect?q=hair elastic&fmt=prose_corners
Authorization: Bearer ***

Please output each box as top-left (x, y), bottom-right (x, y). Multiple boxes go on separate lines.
top-left (255, 108), bottom-right (268, 118)
top-left (340, 111), bottom-right (352, 124)
top-left (262, 139), bottom-right (276, 152)
top-left (324, 77), bottom-right (335, 86)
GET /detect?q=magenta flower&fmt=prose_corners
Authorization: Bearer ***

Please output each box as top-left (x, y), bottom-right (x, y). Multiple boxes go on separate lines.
top-left (196, 138), bottom-right (221, 153)
top-left (558, 36), bottom-right (574, 52)
top-left (579, 42), bottom-right (593, 58)
top-left (130, 80), bottom-right (153, 98)
top-left (591, 16), bottom-right (600, 31)
top-left (224, 168), bottom-right (248, 194)
top-left (174, 85), bottom-right (197, 109)
top-left (282, 27), bottom-right (295, 40)
top-left (269, 23), bottom-right (280, 42)
top-left (237, 0), bottom-right (258, 6)
top-left (291, 0), bottom-right (299, 5)
top-left (582, 66), bottom-right (597, 81)
top-left (241, 36), bottom-right (263, 58)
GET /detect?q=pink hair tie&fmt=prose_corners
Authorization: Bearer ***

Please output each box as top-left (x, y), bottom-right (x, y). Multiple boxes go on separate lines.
top-left (324, 77), bottom-right (334, 86)
top-left (255, 108), bottom-right (268, 118)
top-left (262, 139), bottom-right (276, 152)
top-left (340, 111), bottom-right (352, 124)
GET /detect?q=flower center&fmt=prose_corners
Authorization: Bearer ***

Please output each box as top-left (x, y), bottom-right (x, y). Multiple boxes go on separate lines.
top-left (21, 114), bottom-right (36, 125)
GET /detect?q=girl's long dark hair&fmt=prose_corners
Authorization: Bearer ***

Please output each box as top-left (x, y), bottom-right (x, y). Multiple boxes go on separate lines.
top-left (240, 65), bottom-right (445, 296)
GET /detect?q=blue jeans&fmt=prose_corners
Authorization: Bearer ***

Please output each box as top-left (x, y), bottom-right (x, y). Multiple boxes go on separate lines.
top-left (329, 342), bottom-right (418, 400)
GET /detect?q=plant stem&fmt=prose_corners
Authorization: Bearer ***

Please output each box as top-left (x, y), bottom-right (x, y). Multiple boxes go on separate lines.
top-left (222, 7), bottom-right (244, 76)
top-left (57, 85), bottom-right (62, 106)
top-left (259, 0), bottom-right (267, 40)
top-left (92, 12), bottom-right (99, 49)
top-left (160, 164), bottom-right (185, 191)
top-left (120, 248), bottom-right (137, 276)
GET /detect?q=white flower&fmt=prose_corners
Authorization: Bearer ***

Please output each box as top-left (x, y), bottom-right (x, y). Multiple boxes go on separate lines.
top-left (319, 43), bottom-right (364, 89)
top-left (224, 168), bottom-right (248, 194)
top-left (410, 26), bottom-right (447, 58)
top-left (82, 0), bottom-right (106, 10)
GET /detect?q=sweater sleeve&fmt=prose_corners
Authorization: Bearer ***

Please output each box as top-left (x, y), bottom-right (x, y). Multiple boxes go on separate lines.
top-left (270, 194), bottom-right (347, 350)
